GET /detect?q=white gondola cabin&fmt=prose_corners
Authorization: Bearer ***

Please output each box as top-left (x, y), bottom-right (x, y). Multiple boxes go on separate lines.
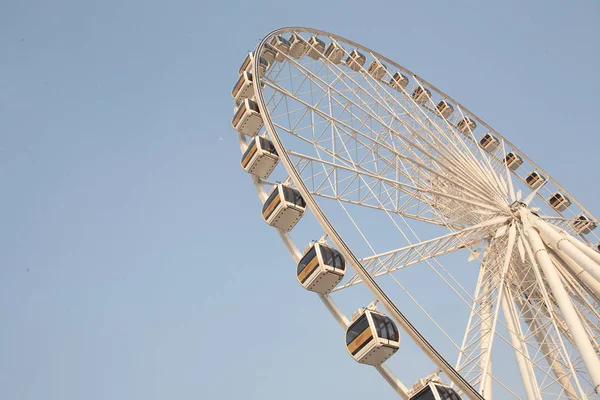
top-left (324, 41), bottom-right (345, 64)
top-left (261, 48), bottom-right (277, 64)
top-left (288, 33), bottom-right (308, 59)
top-left (572, 214), bottom-right (596, 234)
top-left (346, 50), bottom-right (366, 72)
top-left (231, 72), bottom-right (256, 105)
top-left (390, 72), bottom-right (409, 91)
top-left (270, 35), bottom-right (291, 62)
top-left (238, 52), bottom-right (270, 77)
top-left (548, 192), bottom-right (571, 211)
top-left (232, 99), bottom-right (263, 136)
top-left (525, 171), bottom-right (546, 189)
top-left (346, 309), bottom-right (399, 365)
top-left (367, 60), bottom-right (387, 80)
top-left (435, 100), bottom-right (454, 118)
top-left (262, 184), bottom-right (306, 231)
top-left (479, 133), bottom-right (499, 152)
top-left (307, 36), bottom-right (326, 60)
top-left (504, 152), bottom-right (523, 170)
top-left (457, 116), bottom-right (476, 133)
top-left (412, 86), bottom-right (431, 105)
top-left (240, 136), bottom-right (279, 179)
top-left (409, 379), bottom-right (464, 400)
top-left (297, 242), bottom-right (346, 294)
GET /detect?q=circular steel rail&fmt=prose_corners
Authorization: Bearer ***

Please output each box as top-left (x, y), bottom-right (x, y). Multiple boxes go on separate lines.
top-left (240, 26), bottom-right (598, 399)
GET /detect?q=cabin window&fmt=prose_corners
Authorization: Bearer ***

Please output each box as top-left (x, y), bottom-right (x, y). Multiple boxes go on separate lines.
top-left (371, 314), bottom-right (399, 341)
top-left (436, 385), bottom-right (462, 400)
top-left (241, 139), bottom-right (258, 162)
top-left (320, 246), bottom-right (345, 270)
top-left (346, 314), bottom-right (370, 345)
top-left (297, 246), bottom-right (317, 275)
top-left (242, 56), bottom-right (251, 69)
top-left (273, 35), bottom-right (290, 46)
top-left (233, 103), bottom-right (246, 123)
top-left (262, 187), bottom-right (281, 214)
top-left (282, 186), bottom-right (306, 207)
top-left (258, 137), bottom-right (277, 155)
top-left (247, 100), bottom-right (260, 113)
top-left (411, 387), bottom-right (437, 400)
top-left (232, 74), bottom-right (245, 95)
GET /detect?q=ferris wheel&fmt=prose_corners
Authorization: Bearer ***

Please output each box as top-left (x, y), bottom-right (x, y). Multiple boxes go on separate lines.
top-left (230, 27), bottom-right (600, 400)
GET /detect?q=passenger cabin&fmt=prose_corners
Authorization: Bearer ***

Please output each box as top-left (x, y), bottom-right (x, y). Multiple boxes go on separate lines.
top-left (479, 133), bottom-right (499, 152)
top-left (288, 33), bottom-right (308, 59)
top-left (525, 171), bottom-right (546, 189)
top-left (307, 36), bottom-right (326, 60)
top-left (270, 35), bottom-right (291, 62)
top-left (504, 152), bottom-right (523, 170)
top-left (240, 136), bottom-right (279, 179)
top-left (297, 242), bottom-right (346, 294)
top-left (412, 86), bottom-right (431, 105)
top-left (390, 72), bottom-right (409, 91)
top-left (262, 184), bottom-right (306, 231)
top-left (324, 42), bottom-right (345, 64)
top-left (367, 60), bottom-right (387, 80)
top-left (409, 380), bottom-right (464, 400)
top-left (572, 214), bottom-right (596, 234)
top-left (548, 192), bottom-right (571, 211)
top-left (346, 50), bottom-right (366, 72)
top-left (232, 72), bottom-right (256, 105)
top-left (345, 309), bottom-right (399, 365)
top-left (435, 100), bottom-right (454, 118)
top-left (239, 52), bottom-right (270, 77)
top-left (457, 116), bottom-right (476, 133)
top-left (261, 48), bottom-right (277, 64)
top-left (232, 99), bottom-right (263, 136)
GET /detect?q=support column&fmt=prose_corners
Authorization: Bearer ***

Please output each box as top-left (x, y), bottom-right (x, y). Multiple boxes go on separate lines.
top-left (565, 233), bottom-right (600, 268)
top-left (525, 224), bottom-right (600, 395)
top-left (548, 249), bottom-right (600, 302)
top-left (500, 287), bottom-right (541, 400)
top-left (480, 275), bottom-right (493, 399)
top-left (534, 218), bottom-right (600, 284)
top-left (518, 299), bottom-right (579, 400)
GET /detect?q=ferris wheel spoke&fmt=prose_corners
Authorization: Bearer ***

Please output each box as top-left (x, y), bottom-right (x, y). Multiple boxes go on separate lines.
top-left (269, 48), bottom-right (508, 205)
top-left (265, 81), bottom-right (505, 221)
top-left (287, 150), bottom-right (504, 225)
top-left (333, 216), bottom-right (507, 291)
top-left (314, 52), bottom-right (508, 206)
top-left (328, 73), bottom-right (503, 202)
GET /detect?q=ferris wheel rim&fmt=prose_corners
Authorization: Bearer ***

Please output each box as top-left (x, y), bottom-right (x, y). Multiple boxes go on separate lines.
top-left (256, 26), bottom-right (598, 236)
top-left (236, 26), bottom-right (600, 398)
top-left (252, 26), bottom-right (486, 400)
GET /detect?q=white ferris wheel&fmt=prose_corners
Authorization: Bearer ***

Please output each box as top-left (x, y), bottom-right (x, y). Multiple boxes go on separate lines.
top-left (230, 27), bottom-right (600, 400)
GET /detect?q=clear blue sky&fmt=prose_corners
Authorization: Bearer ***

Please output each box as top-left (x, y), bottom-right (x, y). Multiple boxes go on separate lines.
top-left (1, 1), bottom-right (599, 399)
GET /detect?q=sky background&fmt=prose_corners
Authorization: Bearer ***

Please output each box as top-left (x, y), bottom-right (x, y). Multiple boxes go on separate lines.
top-left (2, 1), bottom-right (600, 399)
